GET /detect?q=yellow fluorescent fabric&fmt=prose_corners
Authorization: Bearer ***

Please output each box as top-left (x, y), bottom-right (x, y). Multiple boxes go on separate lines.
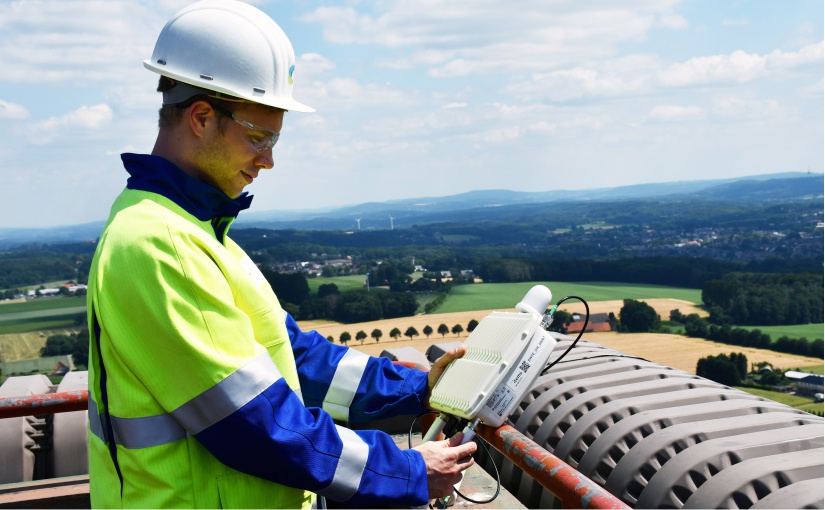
top-left (88, 189), bottom-right (310, 508)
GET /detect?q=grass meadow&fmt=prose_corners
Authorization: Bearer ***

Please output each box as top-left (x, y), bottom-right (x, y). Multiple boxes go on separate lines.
top-left (736, 386), bottom-right (823, 414)
top-left (743, 323), bottom-right (824, 342)
top-left (433, 281), bottom-right (703, 313)
top-left (0, 296), bottom-right (86, 335)
top-left (0, 296), bottom-right (86, 314)
top-left (306, 274), bottom-right (368, 294)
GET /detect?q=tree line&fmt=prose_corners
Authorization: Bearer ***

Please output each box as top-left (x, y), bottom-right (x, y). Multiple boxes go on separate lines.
top-left (479, 256), bottom-right (820, 290)
top-left (611, 301), bottom-right (822, 359)
top-left (673, 310), bottom-right (823, 359)
top-left (332, 320), bottom-right (479, 346)
top-left (702, 272), bottom-right (823, 326)
top-left (262, 269), bottom-right (419, 324)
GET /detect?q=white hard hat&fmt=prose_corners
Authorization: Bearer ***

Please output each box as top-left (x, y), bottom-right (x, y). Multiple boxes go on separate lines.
top-left (144, 0), bottom-right (314, 112)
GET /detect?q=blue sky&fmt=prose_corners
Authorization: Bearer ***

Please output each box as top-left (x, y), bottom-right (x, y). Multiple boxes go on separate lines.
top-left (0, 0), bottom-right (822, 228)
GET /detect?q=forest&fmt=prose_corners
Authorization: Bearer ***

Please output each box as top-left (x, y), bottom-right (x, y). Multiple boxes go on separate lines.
top-left (1, 193), bottom-right (821, 333)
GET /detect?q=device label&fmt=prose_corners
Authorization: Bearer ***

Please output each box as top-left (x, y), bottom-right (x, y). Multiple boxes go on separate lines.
top-left (483, 333), bottom-right (552, 418)
top-left (507, 333), bottom-right (547, 391)
top-left (484, 385), bottom-right (517, 418)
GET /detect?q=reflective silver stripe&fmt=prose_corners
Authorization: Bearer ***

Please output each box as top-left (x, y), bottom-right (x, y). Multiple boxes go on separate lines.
top-left (320, 425), bottom-right (369, 502)
top-left (323, 350), bottom-right (370, 422)
top-left (88, 352), bottom-right (291, 449)
top-left (172, 351), bottom-right (282, 435)
top-left (112, 412), bottom-right (187, 449)
top-left (294, 387), bottom-right (305, 405)
top-left (88, 397), bottom-right (105, 442)
top-left (89, 396), bottom-right (187, 448)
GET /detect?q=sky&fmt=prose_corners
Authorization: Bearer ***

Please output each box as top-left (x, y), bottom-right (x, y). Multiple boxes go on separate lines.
top-left (0, 0), bottom-right (822, 229)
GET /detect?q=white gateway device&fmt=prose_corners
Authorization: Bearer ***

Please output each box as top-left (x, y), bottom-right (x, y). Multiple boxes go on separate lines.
top-left (427, 285), bottom-right (557, 428)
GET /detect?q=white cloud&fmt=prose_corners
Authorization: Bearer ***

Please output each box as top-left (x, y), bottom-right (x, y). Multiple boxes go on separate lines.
top-left (657, 13), bottom-right (689, 29)
top-left (648, 105), bottom-right (704, 122)
top-left (0, 1), bottom-right (169, 84)
top-left (722, 18), bottom-right (750, 26)
top-left (0, 100), bottom-right (29, 119)
top-left (507, 67), bottom-right (649, 102)
top-left (30, 104), bottom-right (113, 144)
top-left (711, 96), bottom-right (788, 121)
top-left (766, 41), bottom-right (824, 69)
top-left (303, 77), bottom-right (410, 111)
top-left (297, 53), bottom-right (337, 79)
top-left (302, 0), bottom-right (688, 76)
top-left (442, 102), bottom-right (467, 109)
top-left (659, 42), bottom-right (823, 87)
top-left (660, 50), bottom-right (766, 86)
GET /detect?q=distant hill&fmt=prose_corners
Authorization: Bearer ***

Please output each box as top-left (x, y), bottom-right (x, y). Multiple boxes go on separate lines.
top-left (235, 172), bottom-right (822, 231)
top-left (0, 172), bottom-right (820, 250)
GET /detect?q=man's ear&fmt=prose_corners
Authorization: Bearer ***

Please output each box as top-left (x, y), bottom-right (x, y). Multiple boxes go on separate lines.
top-left (187, 100), bottom-right (216, 140)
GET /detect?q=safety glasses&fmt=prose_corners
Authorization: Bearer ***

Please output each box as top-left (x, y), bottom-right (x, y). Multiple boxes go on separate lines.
top-left (210, 102), bottom-right (280, 152)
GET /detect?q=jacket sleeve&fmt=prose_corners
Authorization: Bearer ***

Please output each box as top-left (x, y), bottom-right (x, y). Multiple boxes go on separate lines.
top-left (286, 314), bottom-right (431, 424)
top-left (193, 355), bottom-right (430, 507)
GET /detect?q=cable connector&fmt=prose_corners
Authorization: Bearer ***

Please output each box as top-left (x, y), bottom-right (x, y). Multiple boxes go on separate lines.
top-left (540, 305), bottom-right (558, 331)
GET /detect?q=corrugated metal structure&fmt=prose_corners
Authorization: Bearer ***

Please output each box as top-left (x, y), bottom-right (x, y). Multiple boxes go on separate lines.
top-left (1, 335), bottom-right (823, 508)
top-left (475, 334), bottom-right (824, 509)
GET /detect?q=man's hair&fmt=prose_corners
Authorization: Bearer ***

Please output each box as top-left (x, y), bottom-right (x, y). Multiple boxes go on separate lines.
top-left (156, 76), bottom-right (284, 129)
top-left (157, 76), bottom-right (186, 128)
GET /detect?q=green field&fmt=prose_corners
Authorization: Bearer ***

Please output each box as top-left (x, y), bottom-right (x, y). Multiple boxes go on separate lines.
top-left (736, 386), bottom-right (823, 414)
top-left (0, 296), bottom-right (86, 314)
top-left (0, 297), bottom-right (87, 334)
top-left (739, 323), bottom-right (824, 342)
top-left (306, 275), bottom-right (368, 294)
top-left (433, 281), bottom-right (703, 314)
top-left (0, 314), bottom-right (82, 335)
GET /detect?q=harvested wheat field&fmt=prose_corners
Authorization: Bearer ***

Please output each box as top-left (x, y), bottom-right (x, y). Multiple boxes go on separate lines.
top-left (297, 298), bottom-right (821, 374)
top-left (578, 332), bottom-right (820, 373)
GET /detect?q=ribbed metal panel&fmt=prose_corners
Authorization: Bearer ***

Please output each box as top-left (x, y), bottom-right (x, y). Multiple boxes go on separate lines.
top-left (0, 375), bottom-right (52, 484)
top-left (476, 334), bottom-right (825, 509)
top-left (51, 372), bottom-right (89, 477)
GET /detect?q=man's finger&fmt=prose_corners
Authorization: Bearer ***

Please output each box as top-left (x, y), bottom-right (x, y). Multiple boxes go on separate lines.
top-left (433, 345), bottom-right (466, 369)
top-left (456, 454), bottom-right (475, 470)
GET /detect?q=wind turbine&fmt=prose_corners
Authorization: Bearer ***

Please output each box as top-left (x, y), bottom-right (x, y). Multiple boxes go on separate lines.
top-left (389, 215), bottom-right (394, 230)
top-left (355, 218), bottom-right (361, 230)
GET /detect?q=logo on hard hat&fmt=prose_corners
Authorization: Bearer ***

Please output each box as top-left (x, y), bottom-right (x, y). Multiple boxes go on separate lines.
top-left (289, 65), bottom-right (295, 85)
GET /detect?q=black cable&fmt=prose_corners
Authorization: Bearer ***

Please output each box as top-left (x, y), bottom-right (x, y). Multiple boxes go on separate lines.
top-left (452, 436), bottom-right (501, 505)
top-left (410, 415), bottom-right (503, 507)
top-left (409, 410), bottom-right (439, 449)
top-left (552, 353), bottom-right (652, 364)
top-left (541, 295), bottom-right (589, 376)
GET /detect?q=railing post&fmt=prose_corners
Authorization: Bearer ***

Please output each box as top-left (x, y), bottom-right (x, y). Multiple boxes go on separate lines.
top-left (477, 423), bottom-right (630, 509)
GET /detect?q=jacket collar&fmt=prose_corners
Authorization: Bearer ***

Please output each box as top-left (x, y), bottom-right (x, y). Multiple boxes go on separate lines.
top-left (121, 153), bottom-right (253, 222)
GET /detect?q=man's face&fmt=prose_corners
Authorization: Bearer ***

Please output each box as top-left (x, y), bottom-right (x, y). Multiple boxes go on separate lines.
top-left (191, 103), bottom-right (285, 199)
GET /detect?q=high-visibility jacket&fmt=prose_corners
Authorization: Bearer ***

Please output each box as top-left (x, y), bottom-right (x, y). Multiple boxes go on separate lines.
top-left (87, 153), bottom-right (430, 508)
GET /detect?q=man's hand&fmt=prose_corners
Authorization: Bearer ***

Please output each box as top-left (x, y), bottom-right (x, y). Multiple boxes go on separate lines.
top-left (413, 433), bottom-right (477, 499)
top-left (425, 345), bottom-right (466, 408)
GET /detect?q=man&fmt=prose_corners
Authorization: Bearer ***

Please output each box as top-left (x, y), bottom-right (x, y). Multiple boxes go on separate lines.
top-left (86, 1), bottom-right (476, 508)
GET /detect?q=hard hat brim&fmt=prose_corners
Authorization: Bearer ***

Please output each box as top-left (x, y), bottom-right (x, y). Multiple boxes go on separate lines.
top-left (144, 60), bottom-right (315, 113)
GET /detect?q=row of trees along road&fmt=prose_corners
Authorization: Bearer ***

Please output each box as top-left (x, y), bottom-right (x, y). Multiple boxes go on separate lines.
top-left (334, 320), bottom-right (479, 345)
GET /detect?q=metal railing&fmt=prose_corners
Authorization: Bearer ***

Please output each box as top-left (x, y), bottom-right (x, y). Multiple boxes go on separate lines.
top-left (477, 423), bottom-right (630, 509)
top-left (0, 390), bottom-right (88, 419)
top-left (1, 389), bottom-right (629, 509)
